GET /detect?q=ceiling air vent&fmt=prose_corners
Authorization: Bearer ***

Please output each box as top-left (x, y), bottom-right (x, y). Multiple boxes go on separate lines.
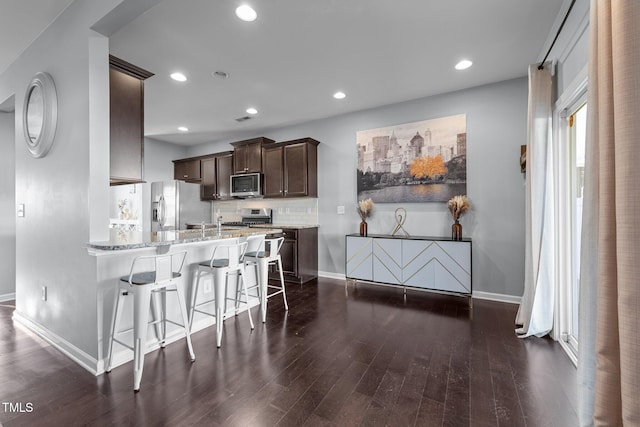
top-left (235, 116), bottom-right (252, 123)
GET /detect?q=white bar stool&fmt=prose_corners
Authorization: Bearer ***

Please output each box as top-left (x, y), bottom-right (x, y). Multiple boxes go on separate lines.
top-left (233, 235), bottom-right (263, 310)
top-left (189, 241), bottom-right (254, 348)
top-left (244, 237), bottom-right (288, 323)
top-left (105, 250), bottom-right (195, 392)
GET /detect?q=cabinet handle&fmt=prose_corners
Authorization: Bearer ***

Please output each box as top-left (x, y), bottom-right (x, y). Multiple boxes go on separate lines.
top-left (183, 175), bottom-right (188, 178)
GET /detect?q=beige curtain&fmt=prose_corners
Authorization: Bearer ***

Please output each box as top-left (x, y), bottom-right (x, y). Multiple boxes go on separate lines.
top-left (579, 1), bottom-right (640, 425)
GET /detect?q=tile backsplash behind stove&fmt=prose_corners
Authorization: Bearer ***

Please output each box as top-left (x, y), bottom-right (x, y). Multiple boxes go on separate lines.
top-left (213, 198), bottom-right (318, 226)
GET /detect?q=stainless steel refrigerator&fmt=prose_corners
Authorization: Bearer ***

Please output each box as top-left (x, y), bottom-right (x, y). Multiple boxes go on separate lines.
top-left (151, 181), bottom-right (211, 231)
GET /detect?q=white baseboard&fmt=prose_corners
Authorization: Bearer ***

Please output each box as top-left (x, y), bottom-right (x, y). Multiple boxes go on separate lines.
top-left (318, 272), bottom-right (521, 305)
top-left (0, 292), bottom-right (16, 303)
top-left (11, 284), bottom-right (519, 379)
top-left (13, 299), bottom-right (261, 376)
top-left (318, 271), bottom-right (346, 281)
top-left (472, 291), bottom-right (521, 304)
top-left (12, 311), bottom-right (100, 375)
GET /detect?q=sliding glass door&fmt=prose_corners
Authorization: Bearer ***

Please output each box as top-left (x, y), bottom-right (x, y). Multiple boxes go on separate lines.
top-left (554, 71), bottom-right (587, 363)
top-left (566, 102), bottom-right (587, 353)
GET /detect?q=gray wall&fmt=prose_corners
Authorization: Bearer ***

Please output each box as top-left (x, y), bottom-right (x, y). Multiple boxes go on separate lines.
top-left (189, 77), bottom-right (528, 298)
top-left (0, 111), bottom-right (15, 300)
top-left (141, 136), bottom-right (189, 231)
top-left (144, 136), bottom-right (188, 182)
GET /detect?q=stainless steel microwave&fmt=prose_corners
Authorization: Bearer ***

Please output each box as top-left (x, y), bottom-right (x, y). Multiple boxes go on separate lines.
top-left (230, 173), bottom-right (262, 198)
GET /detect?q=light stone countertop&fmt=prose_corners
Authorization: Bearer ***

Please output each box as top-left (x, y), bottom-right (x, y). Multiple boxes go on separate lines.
top-left (87, 227), bottom-right (283, 251)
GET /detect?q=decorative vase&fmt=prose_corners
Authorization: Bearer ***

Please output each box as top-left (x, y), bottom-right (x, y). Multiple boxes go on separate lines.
top-left (359, 220), bottom-right (368, 236)
top-left (452, 219), bottom-right (462, 241)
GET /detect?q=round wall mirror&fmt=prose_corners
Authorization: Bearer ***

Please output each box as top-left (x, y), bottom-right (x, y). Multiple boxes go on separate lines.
top-left (23, 72), bottom-right (58, 158)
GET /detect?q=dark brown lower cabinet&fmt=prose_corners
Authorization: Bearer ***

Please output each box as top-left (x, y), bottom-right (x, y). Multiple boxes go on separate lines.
top-left (270, 227), bottom-right (318, 284)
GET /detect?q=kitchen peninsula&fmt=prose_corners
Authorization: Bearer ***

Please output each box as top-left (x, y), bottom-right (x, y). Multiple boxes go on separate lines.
top-left (87, 226), bottom-right (282, 251)
top-left (86, 226), bottom-right (281, 374)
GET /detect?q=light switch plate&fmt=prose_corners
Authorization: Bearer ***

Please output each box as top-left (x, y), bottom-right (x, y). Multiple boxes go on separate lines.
top-left (17, 204), bottom-right (25, 217)
top-left (337, 206), bottom-right (345, 215)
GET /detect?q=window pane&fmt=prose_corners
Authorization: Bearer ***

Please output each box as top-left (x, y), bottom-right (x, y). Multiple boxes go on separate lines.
top-left (571, 103), bottom-right (587, 341)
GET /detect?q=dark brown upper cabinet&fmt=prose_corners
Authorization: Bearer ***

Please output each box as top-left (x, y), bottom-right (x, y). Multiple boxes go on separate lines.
top-left (262, 138), bottom-right (319, 198)
top-left (201, 151), bottom-right (233, 200)
top-left (173, 158), bottom-right (201, 182)
top-left (231, 137), bottom-right (274, 174)
top-left (109, 55), bottom-right (153, 186)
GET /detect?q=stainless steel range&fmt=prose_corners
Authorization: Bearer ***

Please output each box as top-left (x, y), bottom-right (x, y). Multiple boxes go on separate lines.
top-left (221, 208), bottom-right (272, 227)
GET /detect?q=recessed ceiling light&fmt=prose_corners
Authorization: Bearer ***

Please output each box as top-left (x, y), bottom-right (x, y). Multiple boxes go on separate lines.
top-left (455, 60), bottom-right (473, 70)
top-left (212, 70), bottom-right (230, 79)
top-left (170, 72), bottom-right (187, 82)
top-left (178, 126), bottom-right (189, 132)
top-left (235, 5), bottom-right (257, 22)
top-left (246, 107), bottom-right (258, 115)
top-left (333, 91), bottom-right (346, 99)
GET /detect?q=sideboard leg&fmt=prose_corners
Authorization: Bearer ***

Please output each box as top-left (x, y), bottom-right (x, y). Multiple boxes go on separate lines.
top-left (345, 278), bottom-right (358, 297)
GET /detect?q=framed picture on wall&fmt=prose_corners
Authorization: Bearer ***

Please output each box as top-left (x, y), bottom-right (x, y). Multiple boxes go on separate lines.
top-left (356, 114), bottom-right (467, 203)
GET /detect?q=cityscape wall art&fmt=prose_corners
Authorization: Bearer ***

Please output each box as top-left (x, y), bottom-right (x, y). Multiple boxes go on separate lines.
top-left (356, 114), bottom-right (467, 203)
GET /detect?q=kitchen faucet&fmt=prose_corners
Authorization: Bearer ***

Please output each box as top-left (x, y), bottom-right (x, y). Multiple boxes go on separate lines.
top-left (217, 215), bottom-right (223, 232)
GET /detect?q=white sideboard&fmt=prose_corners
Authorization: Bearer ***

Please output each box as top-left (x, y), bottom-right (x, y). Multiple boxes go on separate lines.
top-left (345, 234), bottom-right (472, 297)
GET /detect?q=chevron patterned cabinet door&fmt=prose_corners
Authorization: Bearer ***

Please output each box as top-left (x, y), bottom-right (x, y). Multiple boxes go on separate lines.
top-left (372, 238), bottom-right (402, 284)
top-left (402, 239), bottom-right (437, 289)
top-left (434, 241), bottom-right (471, 293)
top-left (345, 236), bottom-right (373, 280)
top-left (403, 240), bottom-right (471, 293)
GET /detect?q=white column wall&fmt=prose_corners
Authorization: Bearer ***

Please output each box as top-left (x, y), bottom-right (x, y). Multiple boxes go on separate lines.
top-left (0, 111), bottom-right (16, 301)
top-left (0, 0), bottom-right (158, 364)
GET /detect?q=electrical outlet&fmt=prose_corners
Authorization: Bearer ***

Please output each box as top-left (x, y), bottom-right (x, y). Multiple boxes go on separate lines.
top-left (42, 286), bottom-right (47, 301)
top-left (17, 204), bottom-right (25, 217)
top-left (337, 206), bottom-right (345, 215)
top-left (203, 278), bottom-right (212, 294)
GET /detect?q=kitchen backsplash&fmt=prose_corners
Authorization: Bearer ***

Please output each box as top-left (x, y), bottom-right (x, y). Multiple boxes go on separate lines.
top-left (110, 183), bottom-right (318, 229)
top-left (213, 198), bottom-right (318, 225)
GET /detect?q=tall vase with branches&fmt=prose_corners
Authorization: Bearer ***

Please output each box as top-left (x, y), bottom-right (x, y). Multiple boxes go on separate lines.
top-left (448, 195), bottom-right (471, 240)
top-left (357, 198), bottom-right (374, 236)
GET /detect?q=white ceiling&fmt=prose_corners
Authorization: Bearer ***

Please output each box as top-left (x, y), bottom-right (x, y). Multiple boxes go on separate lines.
top-left (109, 0), bottom-right (564, 146)
top-left (2, 0), bottom-right (565, 145)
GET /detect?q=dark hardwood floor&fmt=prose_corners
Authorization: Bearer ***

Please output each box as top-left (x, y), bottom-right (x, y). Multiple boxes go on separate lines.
top-left (0, 279), bottom-right (578, 426)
